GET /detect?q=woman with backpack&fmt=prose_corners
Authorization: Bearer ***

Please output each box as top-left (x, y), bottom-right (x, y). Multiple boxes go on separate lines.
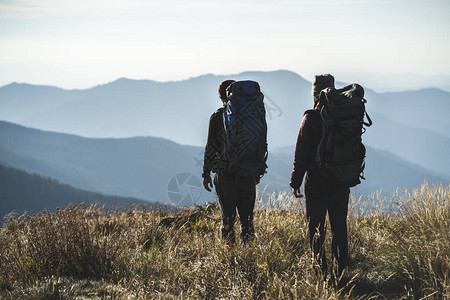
top-left (290, 74), bottom-right (350, 282)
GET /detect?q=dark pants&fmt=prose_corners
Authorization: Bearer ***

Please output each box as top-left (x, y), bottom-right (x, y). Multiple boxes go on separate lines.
top-left (304, 172), bottom-right (350, 277)
top-left (214, 173), bottom-right (256, 244)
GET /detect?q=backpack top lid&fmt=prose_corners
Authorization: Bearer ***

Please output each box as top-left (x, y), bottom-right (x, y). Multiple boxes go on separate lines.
top-left (226, 80), bottom-right (261, 104)
top-left (319, 83), bottom-right (365, 107)
top-left (339, 83), bottom-right (364, 100)
top-left (318, 83), bottom-right (366, 120)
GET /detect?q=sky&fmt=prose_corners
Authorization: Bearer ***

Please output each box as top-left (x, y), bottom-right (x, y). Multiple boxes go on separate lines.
top-left (0, 0), bottom-right (449, 90)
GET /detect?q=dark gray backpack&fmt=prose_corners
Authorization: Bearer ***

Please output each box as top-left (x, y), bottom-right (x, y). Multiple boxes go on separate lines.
top-left (314, 84), bottom-right (372, 187)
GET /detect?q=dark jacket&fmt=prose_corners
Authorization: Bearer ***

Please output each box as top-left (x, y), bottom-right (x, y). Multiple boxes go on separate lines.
top-left (202, 106), bottom-right (225, 178)
top-left (290, 109), bottom-right (322, 189)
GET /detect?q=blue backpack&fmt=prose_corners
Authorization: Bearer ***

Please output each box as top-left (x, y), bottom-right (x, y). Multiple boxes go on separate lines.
top-left (223, 81), bottom-right (268, 179)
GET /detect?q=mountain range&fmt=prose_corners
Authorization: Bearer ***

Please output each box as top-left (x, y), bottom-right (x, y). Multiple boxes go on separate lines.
top-left (0, 121), bottom-right (207, 205)
top-left (1, 70), bottom-right (449, 179)
top-left (0, 162), bottom-right (160, 222)
top-left (0, 70), bottom-right (448, 213)
top-left (0, 121), bottom-right (446, 211)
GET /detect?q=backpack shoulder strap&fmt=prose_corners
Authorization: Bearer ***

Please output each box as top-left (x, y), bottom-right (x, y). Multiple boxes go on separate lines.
top-left (304, 109), bottom-right (319, 116)
top-left (363, 103), bottom-right (373, 127)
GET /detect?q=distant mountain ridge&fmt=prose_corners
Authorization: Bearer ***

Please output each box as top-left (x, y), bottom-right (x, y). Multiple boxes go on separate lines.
top-left (0, 70), bottom-right (311, 147)
top-left (0, 162), bottom-right (159, 222)
top-left (0, 69), bottom-right (448, 189)
top-left (371, 88), bottom-right (450, 139)
top-left (363, 111), bottom-right (450, 178)
top-left (0, 121), bottom-right (205, 204)
top-left (0, 121), bottom-right (447, 210)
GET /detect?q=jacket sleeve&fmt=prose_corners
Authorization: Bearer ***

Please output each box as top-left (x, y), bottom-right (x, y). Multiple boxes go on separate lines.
top-left (202, 113), bottom-right (215, 178)
top-left (202, 110), bottom-right (223, 178)
top-left (290, 113), bottom-right (316, 189)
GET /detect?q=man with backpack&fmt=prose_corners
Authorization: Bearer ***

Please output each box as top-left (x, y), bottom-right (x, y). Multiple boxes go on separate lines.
top-left (202, 79), bottom-right (234, 194)
top-left (290, 74), bottom-right (371, 281)
top-left (203, 79), bottom-right (268, 244)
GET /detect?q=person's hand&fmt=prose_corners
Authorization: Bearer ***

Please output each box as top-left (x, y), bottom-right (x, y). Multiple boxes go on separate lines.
top-left (255, 177), bottom-right (260, 185)
top-left (292, 187), bottom-right (303, 198)
top-left (203, 176), bottom-right (213, 192)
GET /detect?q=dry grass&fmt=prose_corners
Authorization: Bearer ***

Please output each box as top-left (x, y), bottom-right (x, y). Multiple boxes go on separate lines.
top-left (0, 182), bottom-right (448, 299)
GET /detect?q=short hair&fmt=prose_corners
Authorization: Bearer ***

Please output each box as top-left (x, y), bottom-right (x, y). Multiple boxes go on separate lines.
top-left (218, 79), bottom-right (235, 101)
top-left (311, 74), bottom-right (335, 97)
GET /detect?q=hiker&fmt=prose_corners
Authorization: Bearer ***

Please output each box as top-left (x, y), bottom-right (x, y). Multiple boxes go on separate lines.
top-left (203, 79), bottom-right (268, 244)
top-left (290, 74), bottom-right (350, 279)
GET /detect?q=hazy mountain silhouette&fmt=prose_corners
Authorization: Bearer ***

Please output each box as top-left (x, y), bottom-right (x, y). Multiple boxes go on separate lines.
top-left (0, 162), bottom-right (160, 222)
top-left (0, 82), bottom-right (82, 121)
top-left (1, 71), bottom-right (448, 175)
top-left (0, 121), bottom-right (209, 205)
top-left (271, 146), bottom-right (447, 196)
top-left (364, 112), bottom-right (450, 178)
top-left (0, 121), bottom-right (446, 209)
top-left (0, 71), bottom-right (311, 149)
top-left (0, 70), bottom-right (448, 192)
top-left (369, 88), bottom-right (450, 139)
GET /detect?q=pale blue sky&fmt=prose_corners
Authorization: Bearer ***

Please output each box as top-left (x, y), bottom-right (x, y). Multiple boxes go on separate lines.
top-left (0, 0), bottom-right (449, 89)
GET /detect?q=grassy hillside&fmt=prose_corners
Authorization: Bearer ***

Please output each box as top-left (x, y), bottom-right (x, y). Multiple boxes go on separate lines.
top-left (0, 182), bottom-right (448, 299)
